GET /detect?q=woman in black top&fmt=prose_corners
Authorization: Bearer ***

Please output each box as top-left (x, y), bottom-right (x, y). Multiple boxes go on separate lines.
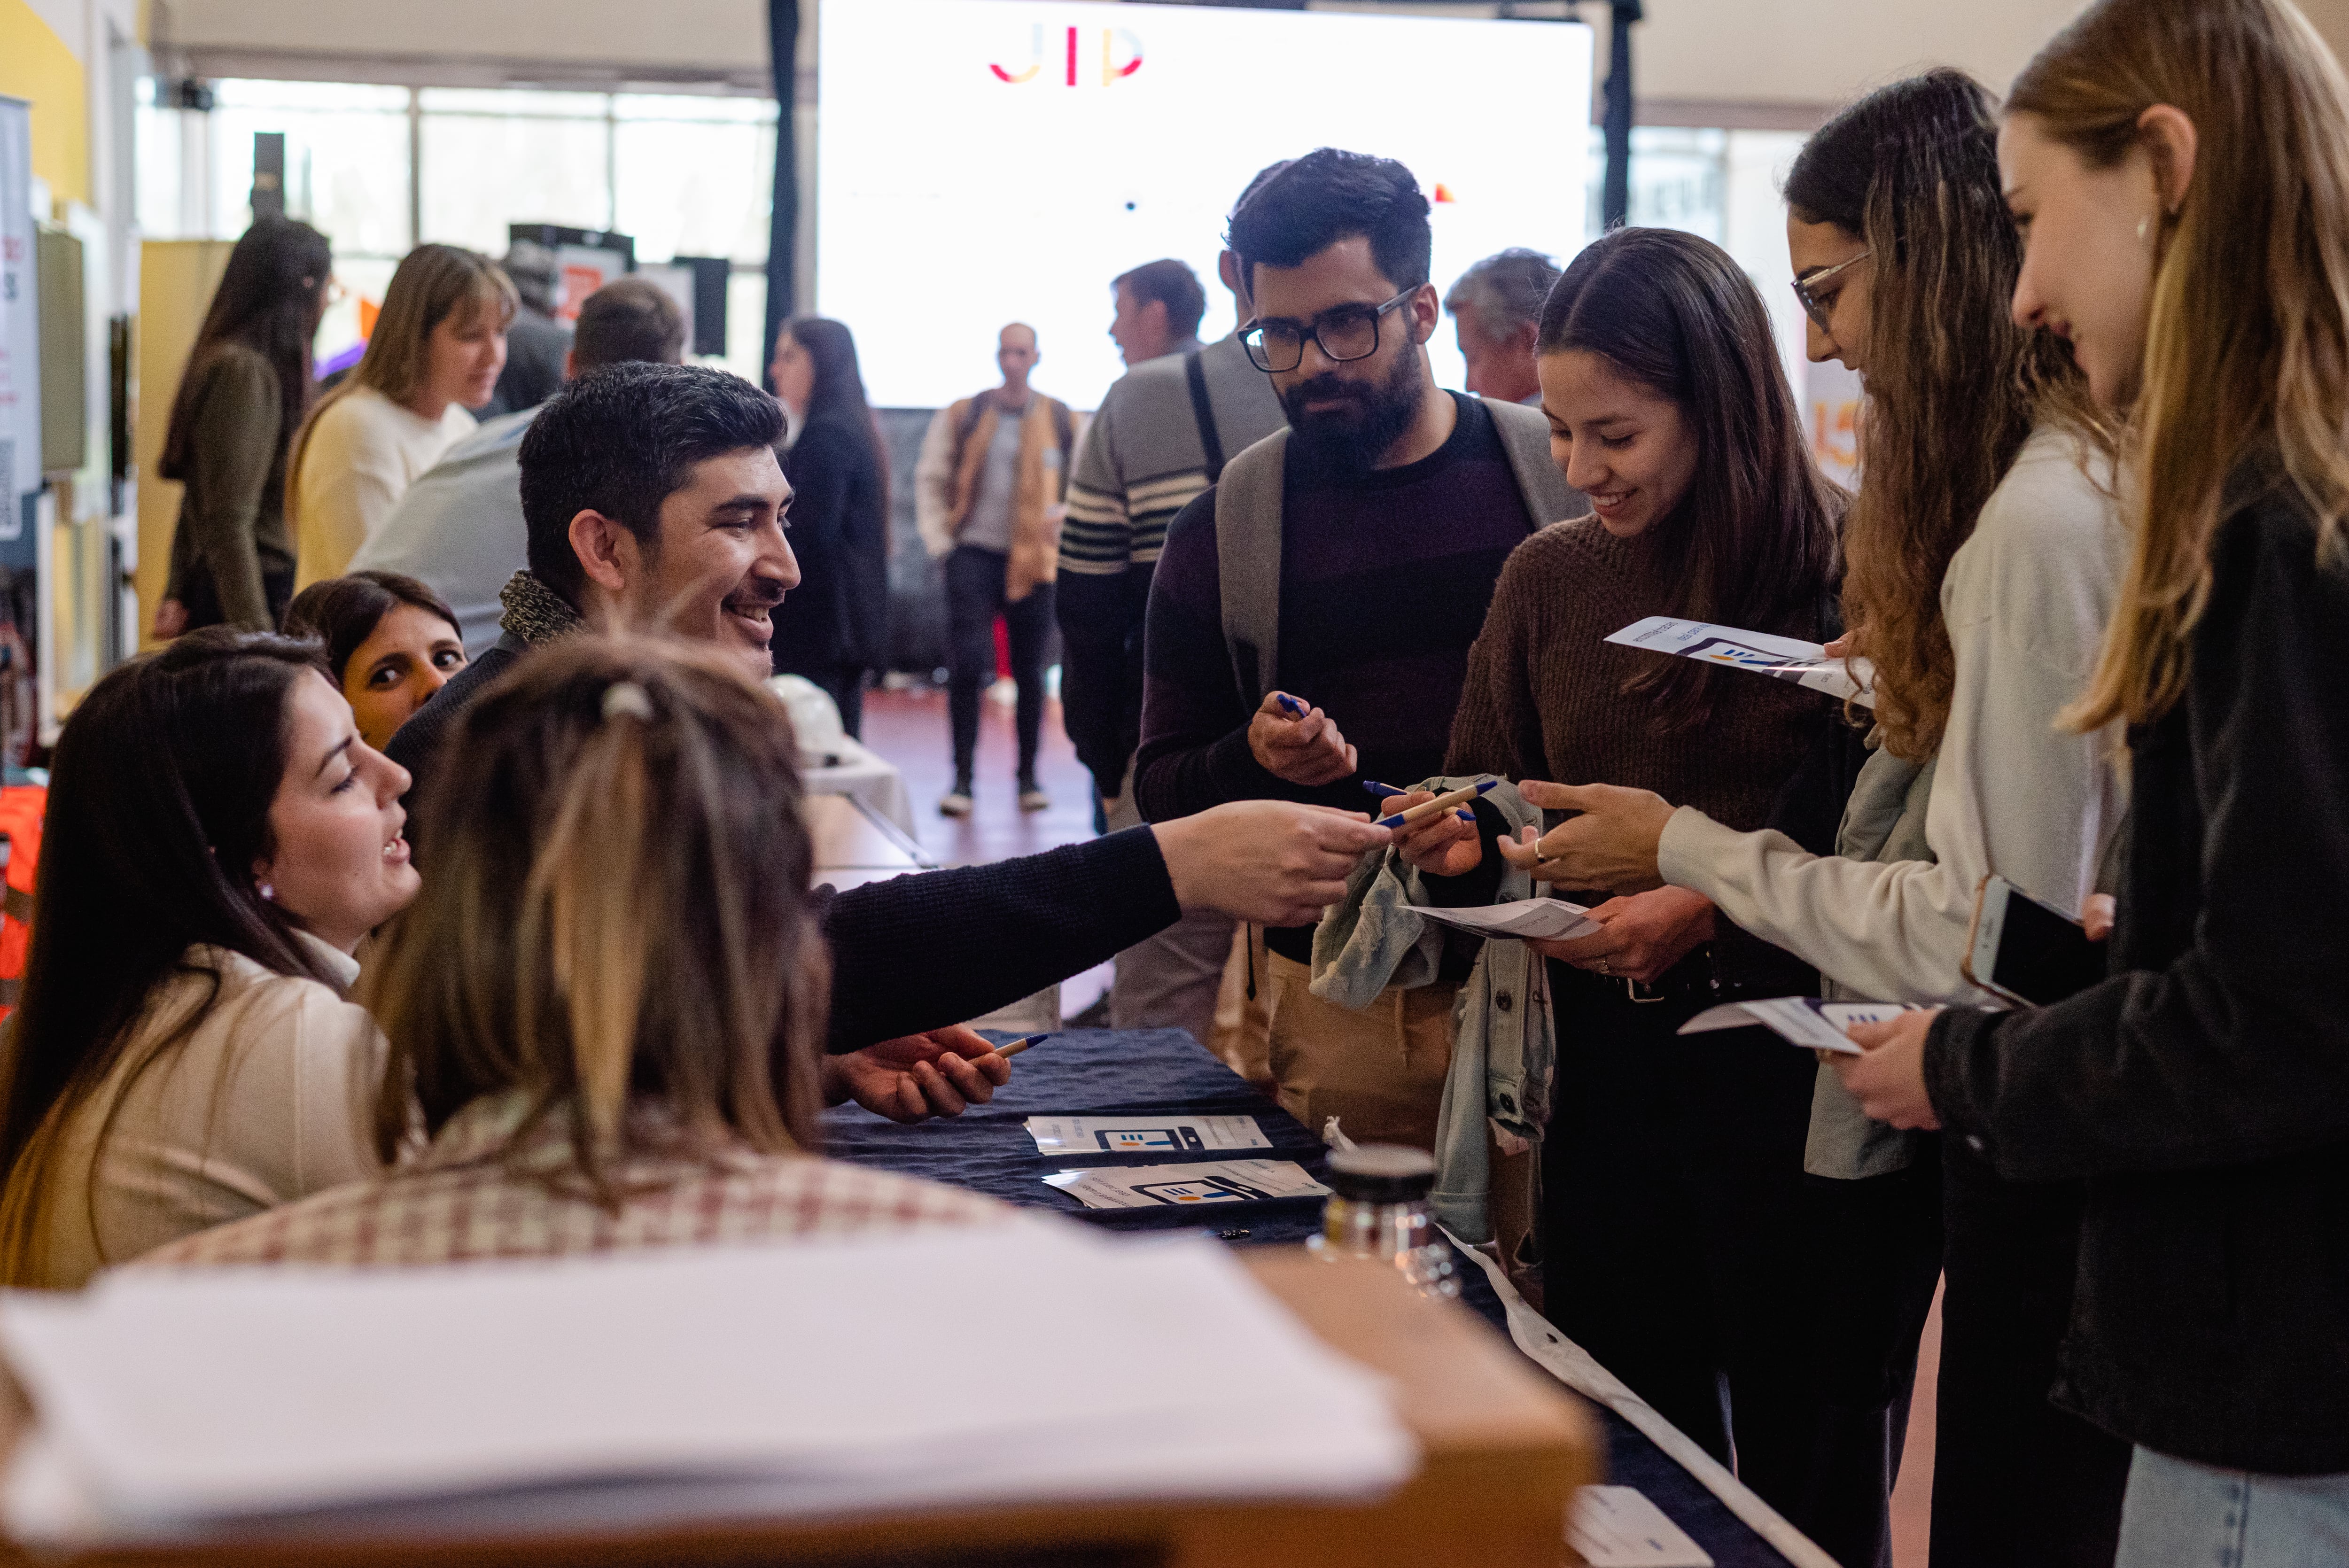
top-left (155, 218), bottom-right (333, 636)
top-left (1838, 0), bottom-right (2349, 1556)
top-left (768, 317), bottom-right (890, 738)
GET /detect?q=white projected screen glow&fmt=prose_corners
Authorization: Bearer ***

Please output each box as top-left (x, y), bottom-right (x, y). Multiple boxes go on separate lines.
top-left (816, 0), bottom-right (1592, 409)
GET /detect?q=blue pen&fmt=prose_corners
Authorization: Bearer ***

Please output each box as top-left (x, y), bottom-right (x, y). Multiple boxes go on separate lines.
top-left (1274, 692), bottom-right (1308, 718)
top-left (1375, 777), bottom-right (1498, 830)
top-left (1361, 779), bottom-right (1406, 799)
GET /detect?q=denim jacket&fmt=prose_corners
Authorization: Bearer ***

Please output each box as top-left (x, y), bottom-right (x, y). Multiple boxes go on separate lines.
top-left (1310, 776), bottom-right (1553, 1243)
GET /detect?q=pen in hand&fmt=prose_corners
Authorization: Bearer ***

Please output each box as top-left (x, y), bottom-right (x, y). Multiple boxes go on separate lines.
top-left (989, 1033), bottom-right (1051, 1061)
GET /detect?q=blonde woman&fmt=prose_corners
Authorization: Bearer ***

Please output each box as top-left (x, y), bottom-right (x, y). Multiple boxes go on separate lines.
top-left (141, 638), bottom-right (1013, 1269)
top-left (1828, 0), bottom-right (2349, 1560)
top-left (290, 244), bottom-right (514, 588)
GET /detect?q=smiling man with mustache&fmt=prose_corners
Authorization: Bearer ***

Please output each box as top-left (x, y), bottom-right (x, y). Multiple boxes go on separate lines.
top-left (387, 361), bottom-right (1390, 1125)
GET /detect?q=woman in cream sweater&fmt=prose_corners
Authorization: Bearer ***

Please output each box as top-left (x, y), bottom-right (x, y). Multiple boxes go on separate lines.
top-left (1520, 73), bottom-right (2132, 1567)
top-left (0, 631), bottom-right (420, 1289)
top-left (290, 244), bottom-right (514, 589)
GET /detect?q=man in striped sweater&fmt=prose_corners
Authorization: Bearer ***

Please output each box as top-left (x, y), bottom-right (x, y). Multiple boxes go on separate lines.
top-left (1057, 171), bottom-right (1290, 1062)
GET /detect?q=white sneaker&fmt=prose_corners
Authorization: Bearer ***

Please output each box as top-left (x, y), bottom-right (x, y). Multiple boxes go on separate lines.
top-left (1018, 783), bottom-right (1050, 813)
top-left (938, 789), bottom-right (974, 818)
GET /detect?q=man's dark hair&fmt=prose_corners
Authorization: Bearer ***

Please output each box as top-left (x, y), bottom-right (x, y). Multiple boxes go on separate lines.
top-left (1224, 148), bottom-right (1431, 293)
top-left (573, 278), bottom-right (688, 372)
top-left (1112, 258), bottom-right (1207, 342)
top-left (519, 362), bottom-right (783, 605)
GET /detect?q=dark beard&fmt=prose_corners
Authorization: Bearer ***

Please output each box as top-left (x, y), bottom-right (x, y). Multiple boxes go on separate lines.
top-left (1280, 343), bottom-right (1427, 472)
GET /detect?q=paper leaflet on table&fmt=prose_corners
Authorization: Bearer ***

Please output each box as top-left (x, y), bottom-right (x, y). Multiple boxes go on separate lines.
top-left (1043, 1159), bottom-right (1330, 1210)
top-left (1570, 1485), bottom-right (1715, 1567)
top-left (1405, 900), bottom-right (1602, 942)
top-left (1025, 1116), bottom-right (1271, 1156)
top-left (1679, 996), bottom-right (1928, 1055)
top-left (1607, 616), bottom-right (1876, 709)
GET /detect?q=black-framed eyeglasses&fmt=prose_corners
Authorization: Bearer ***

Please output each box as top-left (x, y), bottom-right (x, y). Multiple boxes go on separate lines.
top-left (1240, 288), bottom-right (1416, 373)
top-left (1792, 251), bottom-right (1870, 332)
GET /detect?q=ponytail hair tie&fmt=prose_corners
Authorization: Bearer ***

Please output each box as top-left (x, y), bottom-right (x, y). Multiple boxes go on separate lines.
top-left (601, 681), bottom-right (654, 723)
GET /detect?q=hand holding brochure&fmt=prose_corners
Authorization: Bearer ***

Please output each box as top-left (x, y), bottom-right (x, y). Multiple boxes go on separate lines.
top-left (1680, 997), bottom-right (1928, 1055)
top-left (1406, 900), bottom-right (1603, 942)
top-left (1608, 616), bottom-right (1876, 709)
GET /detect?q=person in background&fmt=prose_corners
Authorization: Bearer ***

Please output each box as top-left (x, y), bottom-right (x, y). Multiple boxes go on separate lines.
top-left (1397, 226), bottom-right (1848, 1547)
top-left (351, 278), bottom-right (687, 657)
top-left (1133, 149), bottom-right (1581, 1150)
top-left (1059, 165), bottom-right (1291, 1064)
top-left (139, 638), bottom-right (1022, 1272)
top-left (289, 243), bottom-right (515, 589)
top-left (389, 363), bottom-right (1391, 1063)
top-left (914, 324), bottom-right (1076, 817)
top-left (477, 240), bottom-right (571, 419)
top-left (1106, 258), bottom-right (1207, 370)
top-left (1514, 71), bottom-right (2131, 1568)
top-left (1443, 248), bottom-right (1559, 406)
top-left (152, 217), bottom-right (333, 637)
top-left (1835, 2), bottom-right (2349, 1561)
top-left (768, 317), bottom-right (891, 739)
top-left (283, 571), bottom-right (469, 753)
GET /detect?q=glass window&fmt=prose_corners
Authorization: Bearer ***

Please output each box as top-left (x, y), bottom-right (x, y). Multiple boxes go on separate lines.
top-left (614, 93), bottom-right (777, 124)
top-left (722, 269), bottom-right (770, 384)
top-left (419, 112), bottom-right (614, 254)
top-left (419, 87), bottom-right (611, 118)
top-left (612, 112), bottom-right (775, 266)
top-left (212, 79), bottom-right (410, 113)
top-left (209, 86), bottom-right (412, 257)
top-left (1584, 126), bottom-right (1727, 243)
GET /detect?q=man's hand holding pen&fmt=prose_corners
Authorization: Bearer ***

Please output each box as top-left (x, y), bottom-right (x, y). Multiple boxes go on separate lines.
top-left (1248, 690), bottom-right (1359, 786)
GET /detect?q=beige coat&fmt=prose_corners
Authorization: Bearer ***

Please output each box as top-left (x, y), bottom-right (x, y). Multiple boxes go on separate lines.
top-left (914, 393), bottom-right (1077, 604)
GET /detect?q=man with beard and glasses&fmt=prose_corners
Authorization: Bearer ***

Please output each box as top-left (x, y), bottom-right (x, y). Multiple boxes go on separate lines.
top-left (1133, 148), bottom-right (1583, 1151)
top-left (389, 361), bottom-right (1387, 1128)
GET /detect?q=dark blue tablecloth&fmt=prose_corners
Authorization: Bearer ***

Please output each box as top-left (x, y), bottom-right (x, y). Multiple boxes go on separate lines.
top-left (823, 1026), bottom-right (1795, 1568)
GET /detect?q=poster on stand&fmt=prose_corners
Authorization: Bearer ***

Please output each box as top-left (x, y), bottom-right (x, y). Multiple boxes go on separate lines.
top-left (0, 97), bottom-right (38, 551)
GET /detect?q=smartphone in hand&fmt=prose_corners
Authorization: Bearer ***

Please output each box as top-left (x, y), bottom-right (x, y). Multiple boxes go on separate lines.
top-left (1962, 874), bottom-right (2107, 1007)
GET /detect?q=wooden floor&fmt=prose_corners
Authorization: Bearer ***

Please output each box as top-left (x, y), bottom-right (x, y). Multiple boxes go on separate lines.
top-left (855, 680), bottom-right (1942, 1564)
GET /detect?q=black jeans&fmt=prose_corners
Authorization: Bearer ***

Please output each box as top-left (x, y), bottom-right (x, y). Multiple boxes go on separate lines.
top-left (1540, 957), bottom-right (1925, 1568)
top-left (944, 545), bottom-right (1052, 786)
top-left (1932, 1139), bottom-right (2130, 1567)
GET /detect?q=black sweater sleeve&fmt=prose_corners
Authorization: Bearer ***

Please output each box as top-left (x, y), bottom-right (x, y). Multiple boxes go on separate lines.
top-left (1924, 493), bottom-right (2349, 1181)
top-left (1055, 565), bottom-right (1152, 797)
top-left (819, 826), bottom-right (1181, 1052)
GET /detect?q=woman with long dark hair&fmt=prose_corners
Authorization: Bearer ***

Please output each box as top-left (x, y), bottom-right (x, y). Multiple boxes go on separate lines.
top-left (0, 630), bottom-right (419, 1288)
top-left (154, 218), bottom-right (333, 635)
top-left (767, 316), bottom-right (891, 737)
top-left (1523, 70), bottom-right (2132, 1566)
top-left (1390, 226), bottom-right (1850, 1544)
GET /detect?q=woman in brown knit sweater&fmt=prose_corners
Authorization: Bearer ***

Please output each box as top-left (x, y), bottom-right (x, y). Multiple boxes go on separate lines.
top-left (1399, 228), bottom-right (1854, 1545)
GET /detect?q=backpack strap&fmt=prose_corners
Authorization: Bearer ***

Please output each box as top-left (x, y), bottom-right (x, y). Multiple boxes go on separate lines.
top-left (1184, 349), bottom-right (1227, 482)
top-left (1481, 396), bottom-right (1586, 527)
top-left (1213, 429), bottom-right (1289, 705)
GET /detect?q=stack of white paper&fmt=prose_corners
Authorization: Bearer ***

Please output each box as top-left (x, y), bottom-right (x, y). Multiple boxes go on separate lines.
top-left (1680, 996), bottom-right (1927, 1054)
top-left (0, 1226), bottom-right (1415, 1546)
top-left (1026, 1115), bottom-right (1272, 1155)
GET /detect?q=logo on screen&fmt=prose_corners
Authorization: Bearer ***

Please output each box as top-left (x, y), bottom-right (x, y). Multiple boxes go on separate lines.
top-left (990, 24), bottom-right (1144, 85)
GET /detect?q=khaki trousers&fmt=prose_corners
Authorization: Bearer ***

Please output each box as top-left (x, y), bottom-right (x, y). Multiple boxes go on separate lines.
top-left (1263, 952), bottom-right (1457, 1153)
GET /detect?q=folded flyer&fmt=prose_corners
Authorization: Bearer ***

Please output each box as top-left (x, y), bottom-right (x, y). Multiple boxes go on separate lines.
top-left (1679, 997), bottom-right (1927, 1055)
top-left (1406, 900), bottom-right (1602, 942)
top-left (1607, 616), bottom-right (1876, 708)
top-left (1025, 1116), bottom-right (1270, 1156)
top-left (1042, 1160), bottom-right (1330, 1211)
